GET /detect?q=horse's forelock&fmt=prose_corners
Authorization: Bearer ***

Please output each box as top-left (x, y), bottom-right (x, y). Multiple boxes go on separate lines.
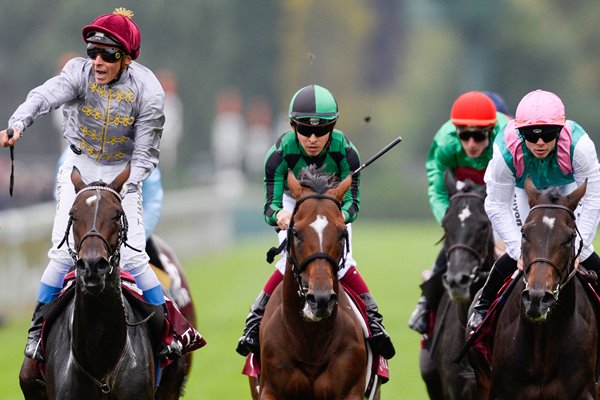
top-left (298, 165), bottom-right (339, 194)
top-left (537, 187), bottom-right (562, 205)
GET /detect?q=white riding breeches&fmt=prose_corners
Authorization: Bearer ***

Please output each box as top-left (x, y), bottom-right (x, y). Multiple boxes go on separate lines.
top-left (41, 150), bottom-right (159, 292)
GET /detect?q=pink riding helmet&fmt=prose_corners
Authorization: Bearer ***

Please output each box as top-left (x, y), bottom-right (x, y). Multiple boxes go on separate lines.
top-left (514, 89), bottom-right (566, 128)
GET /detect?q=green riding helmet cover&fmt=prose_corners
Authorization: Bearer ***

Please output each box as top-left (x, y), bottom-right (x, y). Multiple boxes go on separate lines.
top-left (289, 84), bottom-right (339, 124)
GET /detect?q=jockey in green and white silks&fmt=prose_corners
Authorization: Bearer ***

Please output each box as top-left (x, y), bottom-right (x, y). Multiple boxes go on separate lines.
top-left (489, 119), bottom-right (600, 262)
top-left (237, 84), bottom-right (396, 360)
top-left (468, 89), bottom-right (600, 331)
top-left (264, 129), bottom-right (360, 276)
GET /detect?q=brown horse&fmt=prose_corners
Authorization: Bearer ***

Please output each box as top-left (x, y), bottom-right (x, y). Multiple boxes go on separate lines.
top-left (472, 177), bottom-right (598, 399)
top-left (420, 173), bottom-right (494, 400)
top-left (255, 167), bottom-right (377, 399)
top-left (20, 165), bottom-right (190, 399)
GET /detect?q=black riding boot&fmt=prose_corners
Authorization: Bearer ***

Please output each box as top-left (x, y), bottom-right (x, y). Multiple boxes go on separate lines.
top-left (150, 304), bottom-right (183, 361)
top-left (236, 291), bottom-right (270, 356)
top-left (24, 302), bottom-right (45, 362)
top-left (467, 253), bottom-right (517, 330)
top-left (408, 249), bottom-right (447, 334)
top-left (360, 292), bottom-right (396, 360)
top-left (408, 296), bottom-right (429, 334)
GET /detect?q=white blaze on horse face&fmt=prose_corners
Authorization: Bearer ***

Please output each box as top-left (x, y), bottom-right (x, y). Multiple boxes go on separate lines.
top-left (310, 214), bottom-right (329, 251)
top-left (542, 216), bottom-right (555, 230)
top-left (458, 205), bottom-right (471, 227)
top-left (85, 195), bottom-right (99, 207)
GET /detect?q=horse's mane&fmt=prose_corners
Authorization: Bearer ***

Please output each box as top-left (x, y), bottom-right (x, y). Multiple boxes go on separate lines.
top-left (298, 165), bottom-right (340, 194)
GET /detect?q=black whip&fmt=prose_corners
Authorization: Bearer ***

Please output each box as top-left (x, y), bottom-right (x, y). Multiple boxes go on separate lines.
top-left (352, 136), bottom-right (402, 176)
top-left (7, 128), bottom-right (14, 196)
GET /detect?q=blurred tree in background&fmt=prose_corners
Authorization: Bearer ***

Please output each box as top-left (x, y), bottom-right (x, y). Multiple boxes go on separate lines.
top-left (1, 0), bottom-right (600, 220)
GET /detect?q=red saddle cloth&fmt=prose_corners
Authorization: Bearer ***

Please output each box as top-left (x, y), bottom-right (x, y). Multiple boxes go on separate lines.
top-left (40, 270), bottom-right (206, 368)
top-left (242, 283), bottom-right (389, 398)
top-left (471, 272), bottom-right (600, 366)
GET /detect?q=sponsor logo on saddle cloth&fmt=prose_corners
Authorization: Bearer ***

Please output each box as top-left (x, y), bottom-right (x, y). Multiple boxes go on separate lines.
top-left (242, 285), bottom-right (390, 400)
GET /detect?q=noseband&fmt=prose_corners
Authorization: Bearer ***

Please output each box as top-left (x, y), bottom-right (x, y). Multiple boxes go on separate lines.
top-left (58, 185), bottom-right (138, 268)
top-left (522, 204), bottom-right (583, 299)
top-left (286, 194), bottom-right (349, 298)
top-left (444, 191), bottom-right (492, 279)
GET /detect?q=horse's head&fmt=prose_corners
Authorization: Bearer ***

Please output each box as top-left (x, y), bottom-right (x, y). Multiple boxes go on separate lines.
top-left (521, 176), bottom-right (586, 321)
top-left (67, 164), bottom-right (130, 295)
top-left (441, 171), bottom-right (493, 302)
top-left (286, 166), bottom-right (352, 321)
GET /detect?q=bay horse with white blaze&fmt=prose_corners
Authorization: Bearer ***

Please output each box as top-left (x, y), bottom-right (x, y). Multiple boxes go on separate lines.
top-left (471, 177), bottom-right (599, 399)
top-left (420, 172), bottom-right (494, 400)
top-left (27, 165), bottom-right (189, 399)
top-left (256, 167), bottom-right (378, 399)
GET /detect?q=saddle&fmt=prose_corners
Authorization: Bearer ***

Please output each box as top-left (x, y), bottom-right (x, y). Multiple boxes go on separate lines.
top-left (39, 271), bottom-right (206, 369)
top-left (242, 282), bottom-right (389, 399)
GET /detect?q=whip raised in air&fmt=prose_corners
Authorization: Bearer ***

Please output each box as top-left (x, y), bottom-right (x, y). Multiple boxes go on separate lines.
top-left (352, 136), bottom-right (402, 176)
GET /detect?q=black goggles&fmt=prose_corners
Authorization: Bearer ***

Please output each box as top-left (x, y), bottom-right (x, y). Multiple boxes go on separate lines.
top-left (519, 125), bottom-right (562, 143)
top-left (86, 44), bottom-right (124, 63)
top-left (292, 119), bottom-right (336, 138)
top-left (456, 126), bottom-right (492, 143)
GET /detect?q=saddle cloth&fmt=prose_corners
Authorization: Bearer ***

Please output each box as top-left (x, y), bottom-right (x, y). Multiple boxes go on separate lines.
top-left (40, 270), bottom-right (206, 369)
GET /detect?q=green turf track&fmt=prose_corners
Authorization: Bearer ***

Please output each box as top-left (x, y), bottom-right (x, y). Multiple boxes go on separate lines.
top-left (0, 221), bottom-right (447, 399)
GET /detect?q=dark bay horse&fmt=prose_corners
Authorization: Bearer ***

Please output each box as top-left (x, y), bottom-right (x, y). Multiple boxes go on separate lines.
top-left (256, 167), bottom-right (377, 400)
top-left (32, 165), bottom-right (188, 399)
top-left (473, 177), bottom-right (598, 399)
top-left (420, 172), bottom-right (495, 400)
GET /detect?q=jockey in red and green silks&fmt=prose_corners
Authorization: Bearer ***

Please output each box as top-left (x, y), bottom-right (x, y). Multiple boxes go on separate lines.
top-left (409, 91), bottom-right (510, 335)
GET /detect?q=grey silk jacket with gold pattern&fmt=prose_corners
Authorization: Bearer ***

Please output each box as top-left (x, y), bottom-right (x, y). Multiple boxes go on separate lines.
top-left (9, 57), bottom-right (164, 183)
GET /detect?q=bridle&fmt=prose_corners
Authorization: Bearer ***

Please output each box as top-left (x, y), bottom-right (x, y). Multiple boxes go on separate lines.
top-left (522, 204), bottom-right (583, 300)
top-left (286, 193), bottom-right (349, 299)
top-left (58, 185), bottom-right (139, 268)
top-left (444, 191), bottom-right (493, 280)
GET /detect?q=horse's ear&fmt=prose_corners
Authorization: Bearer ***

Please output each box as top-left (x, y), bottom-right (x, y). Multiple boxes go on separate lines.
top-left (287, 169), bottom-right (303, 199)
top-left (524, 176), bottom-right (540, 207)
top-left (565, 178), bottom-right (587, 211)
top-left (444, 170), bottom-right (458, 197)
top-left (109, 163), bottom-right (131, 193)
top-left (330, 174), bottom-right (352, 202)
top-left (71, 166), bottom-right (86, 193)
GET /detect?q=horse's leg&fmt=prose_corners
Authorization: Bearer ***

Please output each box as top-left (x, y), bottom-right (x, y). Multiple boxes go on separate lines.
top-left (19, 357), bottom-right (47, 400)
top-left (155, 358), bottom-right (186, 400)
top-left (420, 346), bottom-right (444, 399)
top-left (248, 377), bottom-right (260, 400)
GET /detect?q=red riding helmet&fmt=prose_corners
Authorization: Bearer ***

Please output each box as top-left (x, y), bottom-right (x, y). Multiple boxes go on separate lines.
top-left (450, 91), bottom-right (497, 127)
top-left (82, 8), bottom-right (141, 60)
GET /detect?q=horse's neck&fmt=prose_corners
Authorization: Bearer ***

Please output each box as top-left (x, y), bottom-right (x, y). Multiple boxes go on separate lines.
top-left (72, 280), bottom-right (127, 370)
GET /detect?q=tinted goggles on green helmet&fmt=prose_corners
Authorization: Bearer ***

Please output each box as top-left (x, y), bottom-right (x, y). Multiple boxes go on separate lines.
top-left (292, 118), bottom-right (336, 137)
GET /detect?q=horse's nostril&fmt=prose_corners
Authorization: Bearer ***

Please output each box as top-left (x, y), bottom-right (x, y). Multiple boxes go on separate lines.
top-left (306, 294), bottom-right (317, 306)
